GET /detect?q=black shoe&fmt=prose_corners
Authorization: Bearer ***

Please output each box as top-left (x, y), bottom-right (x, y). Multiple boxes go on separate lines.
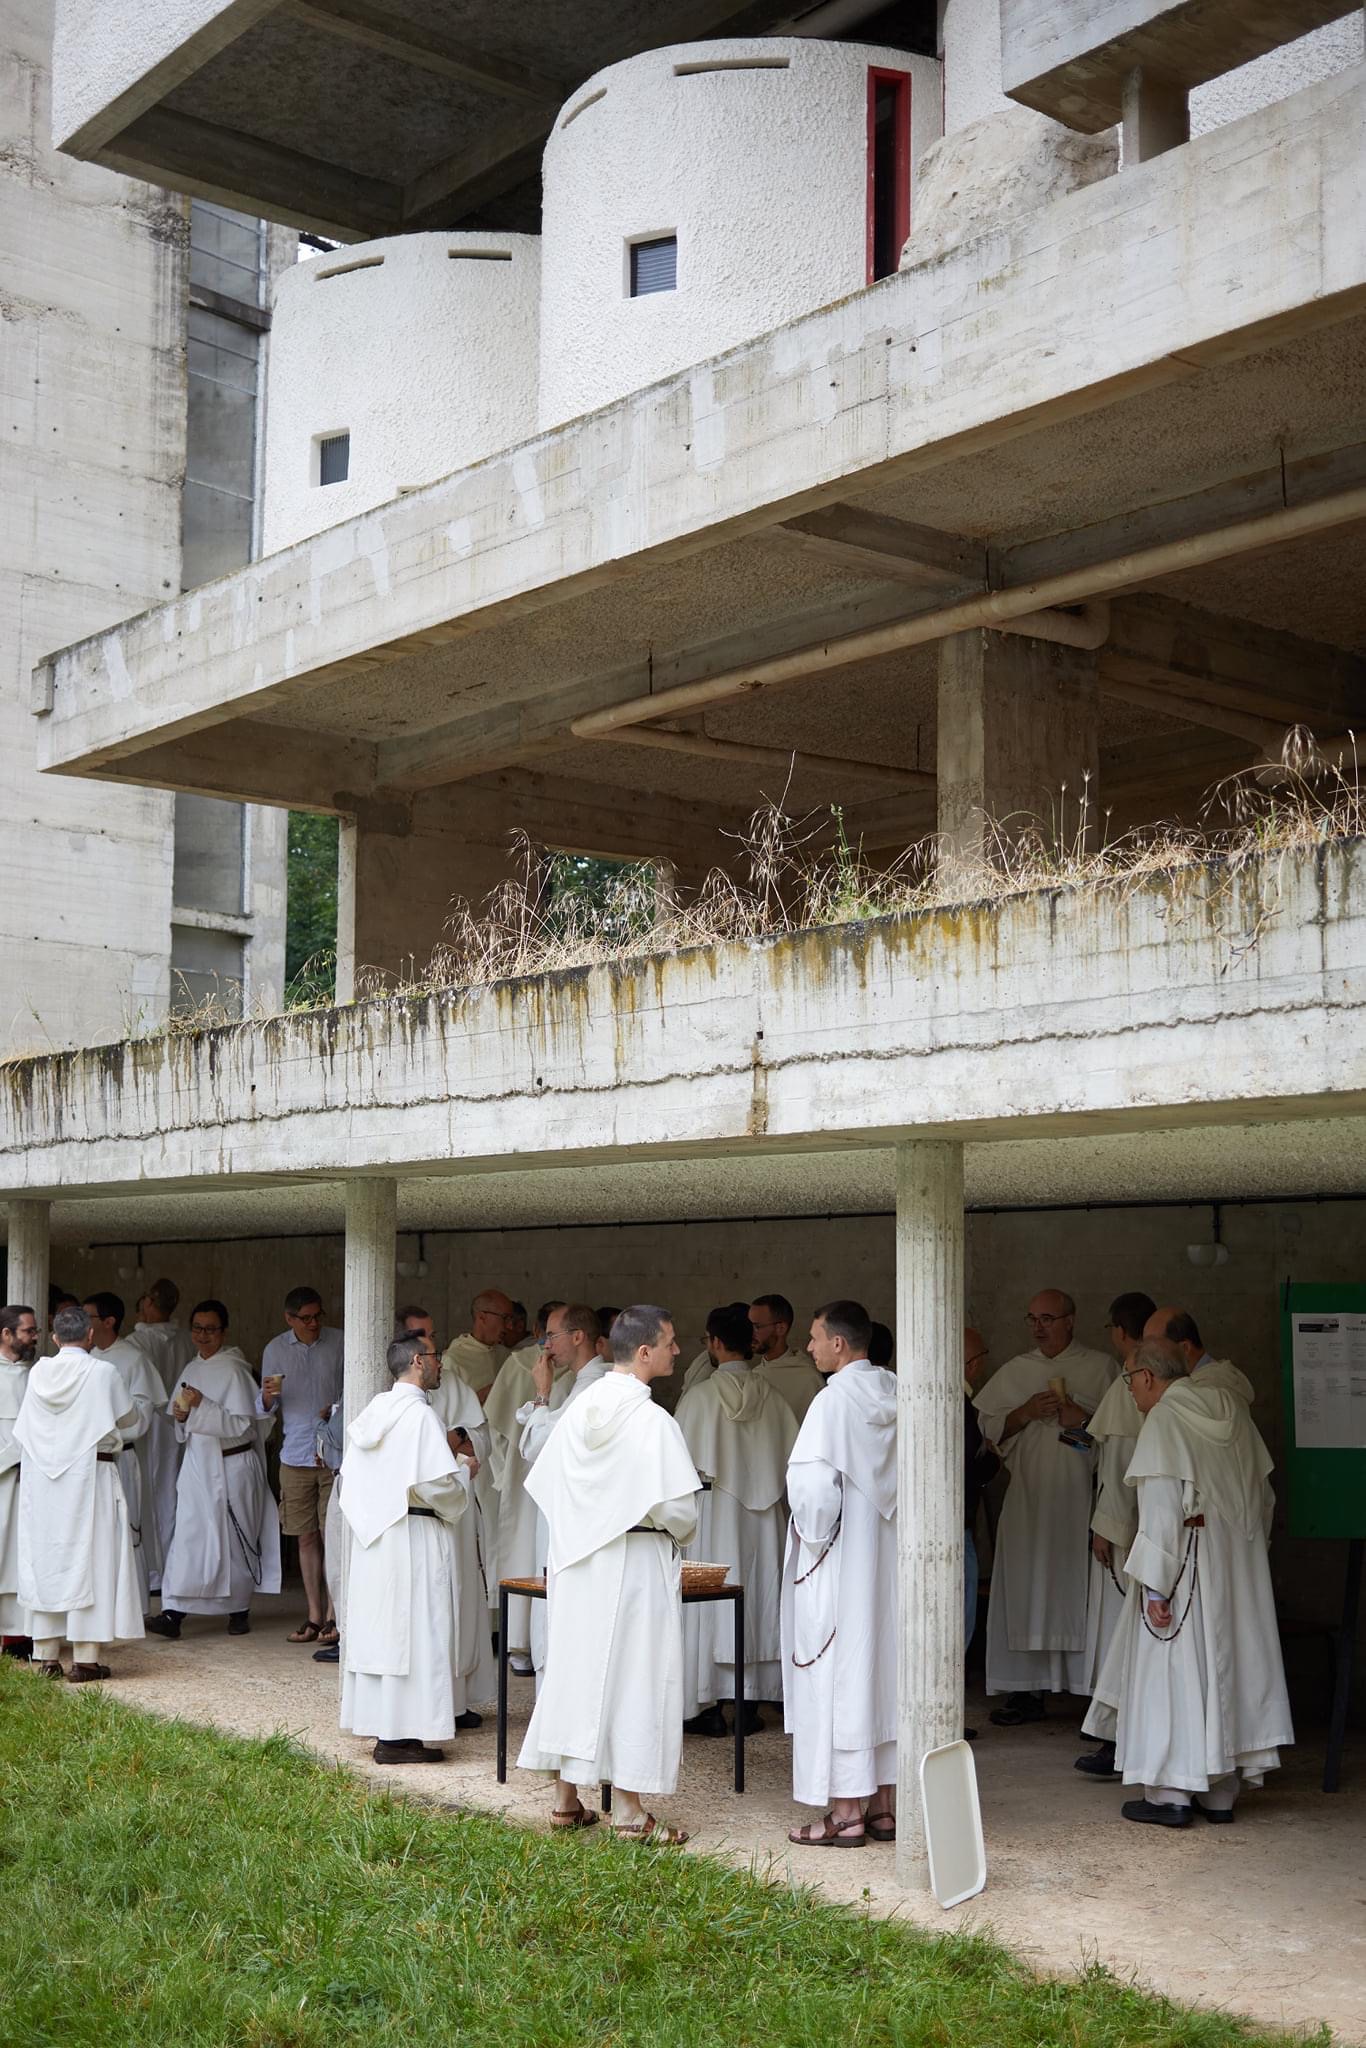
top-left (963, 1727), bottom-right (978, 1742)
top-left (989, 1691), bottom-right (1045, 1726)
top-left (1, 1638), bottom-right (33, 1660)
top-left (144, 1610), bottom-right (183, 1640)
top-left (454, 1710), bottom-right (483, 1731)
top-left (1122, 1798), bottom-right (1191, 1828)
top-left (227, 1612), bottom-right (251, 1636)
top-left (1192, 1800), bottom-right (1235, 1824)
top-left (1074, 1743), bottom-right (1120, 1778)
top-left (373, 1740), bottom-right (445, 1764)
top-left (683, 1706), bottom-right (728, 1738)
top-left (312, 1643), bottom-right (340, 1663)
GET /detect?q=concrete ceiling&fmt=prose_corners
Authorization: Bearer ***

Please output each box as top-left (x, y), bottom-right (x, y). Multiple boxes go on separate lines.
top-left (77, 0), bottom-right (938, 238)
top-left (22, 1114), bottom-right (1366, 1249)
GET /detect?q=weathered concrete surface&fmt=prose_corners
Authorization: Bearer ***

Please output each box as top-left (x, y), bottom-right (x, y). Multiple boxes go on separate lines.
top-left (97, 1601), bottom-right (1366, 2045)
top-left (1001, 0), bottom-right (1360, 131)
top-left (32, 62), bottom-right (1366, 791)
top-left (2, 846), bottom-right (1364, 1199)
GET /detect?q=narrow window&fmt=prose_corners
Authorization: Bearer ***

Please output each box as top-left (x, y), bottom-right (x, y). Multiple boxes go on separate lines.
top-left (867, 69), bottom-right (911, 284)
top-left (317, 431), bottom-right (350, 486)
top-left (630, 235), bottom-right (677, 297)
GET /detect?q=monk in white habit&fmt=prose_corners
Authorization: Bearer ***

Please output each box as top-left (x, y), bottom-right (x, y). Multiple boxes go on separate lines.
top-left (975, 1287), bottom-right (1115, 1724)
top-left (676, 1301), bottom-right (797, 1736)
top-left (1083, 1340), bottom-right (1293, 1826)
top-left (1075, 1291), bottom-right (1154, 1778)
top-left (130, 1276), bottom-right (195, 1577)
top-left (0, 1303), bottom-right (39, 1653)
top-left (84, 1290), bottom-right (169, 1612)
top-left (484, 1300), bottom-right (569, 1674)
top-left (440, 1290), bottom-right (512, 1620)
top-left (1145, 1307), bottom-right (1256, 1403)
top-left (781, 1300), bottom-right (896, 1846)
top-left (14, 1303), bottom-right (145, 1681)
top-left (517, 1303), bottom-right (608, 1684)
top-left (340, 1334), bottom-right (481, 1763)
top-left (519, 1303), bottom-right (701, 1841)
top-left (146, 1299), bottom-right (281, 1639)
top-left (750, 1294), bottom-right (824, 1423)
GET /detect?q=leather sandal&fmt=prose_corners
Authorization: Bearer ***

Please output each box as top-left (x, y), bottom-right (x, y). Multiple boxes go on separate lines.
top-left (32, 1659), bottom-right (63, 1679)
top-left (287, 1620), bottom-right (323, 1643)
top-left (788, 1813), bottom-right (865, 1847)
top-left (316, 1623), bottom-right (340, 1647)
top-left (550, 1801), bottom-right (599, 1830)
top-left (865, 1813), bottom-right (896, 1842)
top-left (67, 1663), bottom-right (111, 1683)
top-left (611, 1812), bottom-right (689, 1845)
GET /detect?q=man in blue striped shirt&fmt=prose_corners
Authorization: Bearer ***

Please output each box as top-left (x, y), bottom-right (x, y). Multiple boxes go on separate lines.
top-left (257, 1286), bottom-right (343, 1645)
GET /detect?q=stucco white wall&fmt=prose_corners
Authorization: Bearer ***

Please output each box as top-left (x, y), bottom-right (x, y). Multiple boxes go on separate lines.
top-left (537, 38), bottom-right (941, 430)
top-left (51, 0), bottom-right (259, 150)
top-left (940, 0), bottom-right (1012, 131)
top-left (4, 0), bottom-right (182, 1055)
top-left (262, 232), bottom-right (540, 553)
top-left (262, 230), bottom-right (540, 552)
top-left (1191, 15), bottom-right (1364, 134)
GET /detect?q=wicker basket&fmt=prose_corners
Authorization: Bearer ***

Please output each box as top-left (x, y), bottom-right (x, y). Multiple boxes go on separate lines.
top-left (681, 1561), bottom-right (731, 1593)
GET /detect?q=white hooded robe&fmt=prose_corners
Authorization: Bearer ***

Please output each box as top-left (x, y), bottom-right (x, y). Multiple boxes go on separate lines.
top-left (158, 1347), bottom-right (282, 1616)
top-left (130, 1319), bottom-right (196, 1577)
top-left (781, 1361), bottom-right (897, 1807)
top-left (518, 1371), bottom-right (700, 1795)
top-left (339, 1380), bottom-right (475, 1743)
top-left (0, 1359), bottom-right (30, 1633)
top-left (484, 1344), bottom-right (570, 1654)
top-left (675, 1363), bottom-right (797, 1712)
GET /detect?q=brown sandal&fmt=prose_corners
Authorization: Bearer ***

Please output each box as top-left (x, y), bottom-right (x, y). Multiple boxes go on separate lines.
top-left (316, 1623), bottom-right (340, 1647)
top-left (32, 1659), bottom-right (63, 1679)
top-left (866, 1813), bottom-right (896, 1842)
top-left (611, 1812), bottom-right (689, 1845)
top-left (287, 1621), bottom-right (322, 1643)
top-left (67, 1663), bottom-right (112, 1683)
top-left (788, 1813), bottom-right (865, 1847)
top-left (550, 1802), bottom-right (600, 1831)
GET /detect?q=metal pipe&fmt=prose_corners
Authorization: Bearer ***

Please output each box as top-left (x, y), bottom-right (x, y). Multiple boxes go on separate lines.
top-left (995, 600), bottom-right (1111, 650)
top-left (570, 486), bottom-right (1366, 741)
top-left (603, 724), bottom-right (935, 792)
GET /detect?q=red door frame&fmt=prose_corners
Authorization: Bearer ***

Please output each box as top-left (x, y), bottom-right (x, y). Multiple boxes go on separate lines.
top-left (866, 67), bottom-right (912, 285)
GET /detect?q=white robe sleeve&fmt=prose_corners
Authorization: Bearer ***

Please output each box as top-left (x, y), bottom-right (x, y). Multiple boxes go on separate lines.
top-left (120, 1384), bottom-right (157, 1445)
top-left (1124, 1473), bottom-right (1188, 1597)
top-left (787, 1457), bottom-right (842, 1548)
top-left (518, 1400), bottom-right (556, 1466)
top-left (176, 1388), bottom-right (256, 1444)
top-left (411, 1469), bottom-right (471, 1526)
top-left (642, 1490), bottom-right (699, 1545)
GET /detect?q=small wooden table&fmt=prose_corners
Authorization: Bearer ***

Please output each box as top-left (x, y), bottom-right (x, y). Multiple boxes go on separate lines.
top-left (496, 1574), bottom-right (748, 1796)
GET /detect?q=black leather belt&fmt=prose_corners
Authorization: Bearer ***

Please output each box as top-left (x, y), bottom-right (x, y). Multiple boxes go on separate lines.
top-left (627, 1523), bottom-right (664, 1534)
top-left (409, 1505), bottom-right (438, 1518)
top-left (96, 1452), bottom-right (118, 1463)
top-left (699, 1480), bottom-right (712, 1491)
top-left (222, 1443), bottom-right (254, 1458)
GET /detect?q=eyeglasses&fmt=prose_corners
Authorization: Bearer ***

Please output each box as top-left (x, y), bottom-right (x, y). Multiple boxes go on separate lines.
top-left (1026, 1312), bottom-right (1070, 1328)
top-left (1120, 1366), bottom-right (1150, 1386)
top-left (190, 1323), bottom-right (223, 1337)
top-left (289, 1310), bottom-right (324, 1325)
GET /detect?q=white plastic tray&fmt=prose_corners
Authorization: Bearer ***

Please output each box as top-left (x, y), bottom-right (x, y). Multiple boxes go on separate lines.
top-left (919, 1738), bottom-right (987, 1908)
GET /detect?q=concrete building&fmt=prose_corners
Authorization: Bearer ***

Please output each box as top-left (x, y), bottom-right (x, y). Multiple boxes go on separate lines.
top-left (6, 0), bottom-right (1366, 1977)
top-left (3, 0), bottom-right (288, 1052)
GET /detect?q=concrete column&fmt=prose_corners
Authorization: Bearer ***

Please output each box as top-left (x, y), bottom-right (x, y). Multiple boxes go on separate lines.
top-left (1121, 66), bottom-right (1189, 164)
top-left (937, 629), bottom-right (1099, 884)
top-left (894, 1141), bottom-right (965, 1885)
top-left (343, 1178), bottom-right (398, 1431)
top-left (6, 1199), bottom-right (50, 1324)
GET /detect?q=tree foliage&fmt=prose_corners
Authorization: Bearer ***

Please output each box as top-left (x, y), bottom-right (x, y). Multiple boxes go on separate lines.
top-left (285, 810), bottom-right (338, 1004)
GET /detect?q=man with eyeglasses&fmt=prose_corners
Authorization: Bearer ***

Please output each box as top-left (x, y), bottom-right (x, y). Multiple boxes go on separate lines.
top-left (1080, 1340), bottom-right (1292, 1828)
top-left (257, 1285), bottom-right (344, 1646)
top-left (974, 1289), bottom-right (1116, 1726)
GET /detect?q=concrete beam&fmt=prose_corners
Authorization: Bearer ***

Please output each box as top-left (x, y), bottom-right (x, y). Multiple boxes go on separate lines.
top-left (1001, 0), bottom-right (1360, 132)
top-left (283, 0), bottom-right (567, 107)
top-left (768, 505), bottom-right (987, 593)
top-left (2, 845), bottom-right (1363, 1200)
top-left (52, 0), bottom-right (279, 157)
top-left (34, 67), bottom-right (1366, 785)
top-left (401, 109), bottom-right (550, 231)
top-left (1121, 65), bottom-right (1190, 164)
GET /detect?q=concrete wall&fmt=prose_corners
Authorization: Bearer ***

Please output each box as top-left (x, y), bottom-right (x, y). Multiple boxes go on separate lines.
top-left (1190, 15), bottom-right (1365, 135)
top-left (2, 0), bottom-right (185, 1054)
top-left (50, 0), bottom-right (263, 153)
top-left (538, 38), bottom-right (941, 428)
top-left (262, 234), bottom-right (541, 553)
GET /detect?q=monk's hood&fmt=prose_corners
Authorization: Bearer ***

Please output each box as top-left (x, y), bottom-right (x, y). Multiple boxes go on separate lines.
top-left (713, 1370), bottom-right (766, 1423)
top-left (30, 1351), bottom-right (90, 1410)
top-left (349, 1385), bottom-right (422, 1450)
top-left (581, 1374), bottom-right (645, 1447)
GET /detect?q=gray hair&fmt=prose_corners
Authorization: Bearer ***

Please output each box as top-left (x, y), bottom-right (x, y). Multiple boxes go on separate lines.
top-left (53, 1304), bottom-right (92, 1346)
top-left (386, 1334), bottom-right (425, 1380)
top-left (610, 1303), bottom-right (672, 1364)
top-left (1132, 1340), bottom-right (1188, 1383)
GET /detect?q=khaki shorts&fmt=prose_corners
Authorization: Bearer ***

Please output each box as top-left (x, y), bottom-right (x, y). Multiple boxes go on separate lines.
top-left (279, 1462), bottom-right (336, 1537)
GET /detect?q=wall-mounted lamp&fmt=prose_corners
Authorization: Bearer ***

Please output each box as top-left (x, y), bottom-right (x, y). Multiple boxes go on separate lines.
top-left (1187, 1204), bottom-right (1230, 1268)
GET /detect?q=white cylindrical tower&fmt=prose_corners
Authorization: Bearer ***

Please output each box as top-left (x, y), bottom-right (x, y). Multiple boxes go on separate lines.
top-left (261, 232), bottom-right (540, 553)
top-left (537, 38), bottom-right (941, 428)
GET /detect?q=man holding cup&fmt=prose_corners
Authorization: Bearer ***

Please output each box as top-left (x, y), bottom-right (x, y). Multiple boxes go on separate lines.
top-left (257, 1285), bottom-right (343, 1645)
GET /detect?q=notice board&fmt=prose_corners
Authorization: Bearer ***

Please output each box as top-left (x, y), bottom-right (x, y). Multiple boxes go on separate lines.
top-left (1281, 1282), bottom-right (1366, 1540)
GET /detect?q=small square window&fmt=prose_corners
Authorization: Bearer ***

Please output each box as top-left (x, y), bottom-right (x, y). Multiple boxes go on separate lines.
top-left (630, 236), bottom-right (677, 297)
top-left (317, 430), bottom-right (350, 486)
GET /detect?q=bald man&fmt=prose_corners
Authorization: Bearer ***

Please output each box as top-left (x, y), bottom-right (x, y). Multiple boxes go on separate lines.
top-left (974, 1289), bottom-right (1116, 1724)
top-left (1144, 1307), bottom-right (1255, 1404)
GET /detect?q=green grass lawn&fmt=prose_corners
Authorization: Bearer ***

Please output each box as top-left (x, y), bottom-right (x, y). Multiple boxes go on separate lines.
top-left (0, 1659), bottom-right (1329, 2048)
